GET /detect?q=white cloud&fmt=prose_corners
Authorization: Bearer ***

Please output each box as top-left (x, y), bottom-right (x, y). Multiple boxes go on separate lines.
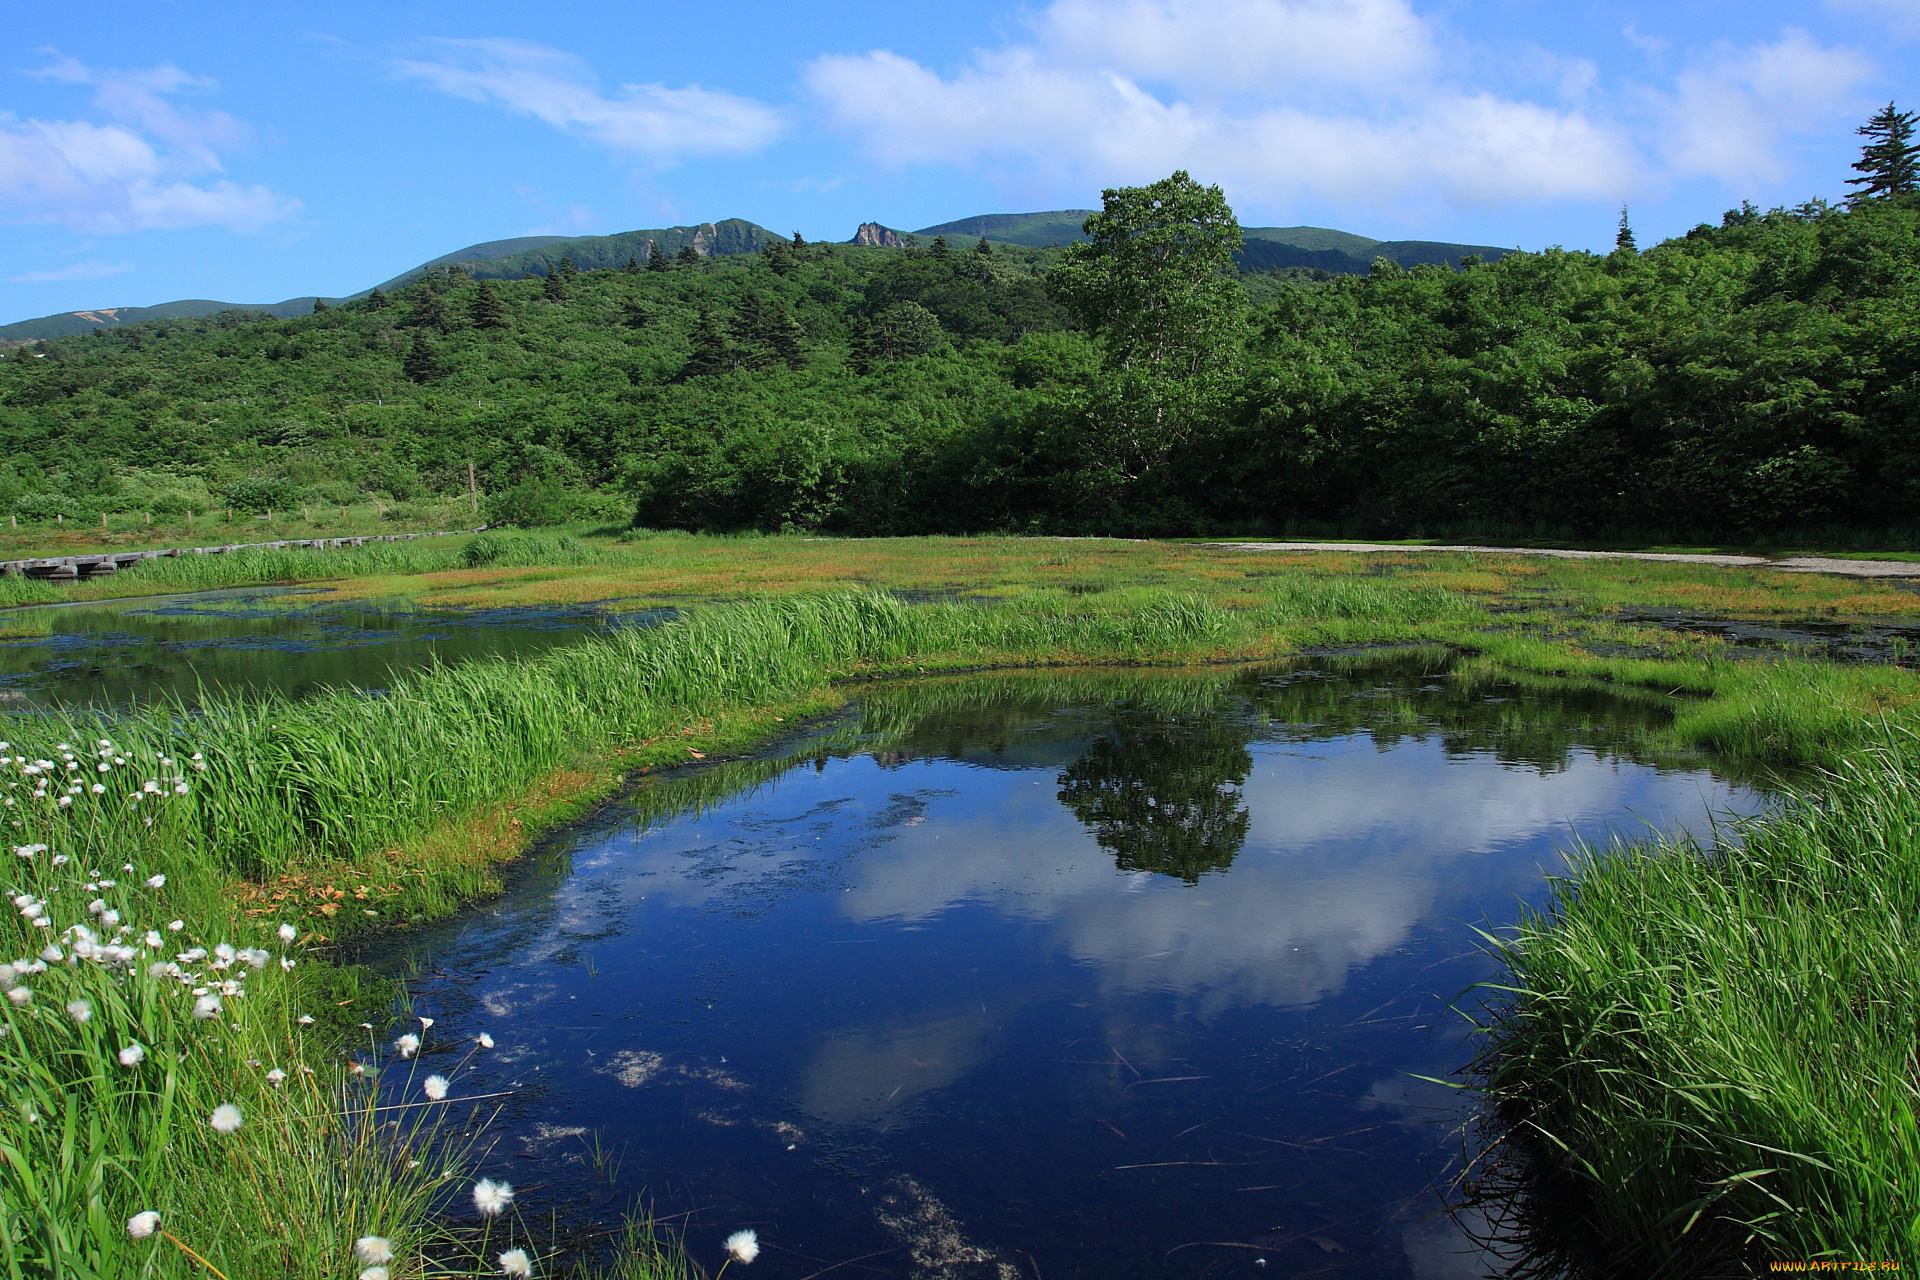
top-left (806, 0), bottom-right (1637, 214)
top-left (806, 0), bottom-right (1881, 214)
top-left (1828, 0), bottom-right (1920, 37)
top-left (0, 55), bottom-right (298, 234)
top-left (1663, 30), bottom-right (1874, 184)
top-left (8, 259), bottom-right (133, 283)
top-left (394, 39), bottom-right (785, 163)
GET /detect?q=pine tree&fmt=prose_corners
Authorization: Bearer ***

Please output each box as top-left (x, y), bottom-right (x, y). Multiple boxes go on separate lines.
top-left (558, 255), bottom-right (579, 280)
top-left (410, 288), bottom-right (448, 331)
top-left (403, 331), bottom-right (444, 383)
top-left (681, 305), bottom-right (733, 378)
top-left (792, 230), bottom-right (808, 251)
top-left (542, 269), bottom-right (569, 303)
top-left (676, 243), bottom-right (701, 265)
top-left (622, 298), bottom-right (651, 330)
top-left (930, 235), bottom-right (950, 260)
top-left (731, 291), bottom-right (771, 366)
top-left (312, 298), bottom-right (330, 313)
top-left (765, 236), bottom-right (796, 277)
top-left (648, 241), bottom-right (668, 272)
top-left (1848, 102), bottom-right (1920, 200)
top-left (1614, 205), bottom-right (1637, 254)
top-left (974, 236), bottom-right (993, 257)
top-left (365, 288), bottom-right (389, 310)
top-left (622, 255), bottom-right (642, 274)
top-left (471, 279), bottom-right (508, 330)
top-left (769, 309), bottom-right (806, 371)
top-left (846, 315), bottom-right (874, 377)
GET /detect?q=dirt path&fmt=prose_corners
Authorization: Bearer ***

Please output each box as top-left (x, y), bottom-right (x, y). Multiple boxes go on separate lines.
top-left (1209, 541), bottom-right (1920, 579)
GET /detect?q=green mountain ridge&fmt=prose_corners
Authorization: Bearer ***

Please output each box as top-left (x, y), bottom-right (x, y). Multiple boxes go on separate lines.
top-left (0, 211), bottom-right (1509, 342)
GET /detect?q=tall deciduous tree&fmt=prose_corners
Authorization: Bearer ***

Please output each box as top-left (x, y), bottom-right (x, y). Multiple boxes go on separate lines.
top-left (471, 280), bottom-right (508, 330)
top-left (1848, 102), bottom-right (1920, 200)
top-left (1045, 170), bottom-right (1248, 489)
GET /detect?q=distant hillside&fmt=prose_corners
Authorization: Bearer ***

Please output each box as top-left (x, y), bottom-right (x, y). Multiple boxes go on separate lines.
top-left (917, 211), bottom-right (1510, 273)
top-left (1, 221), bottom-right (782, 342)
top-left (0, 209), bottom-right (1508, 342)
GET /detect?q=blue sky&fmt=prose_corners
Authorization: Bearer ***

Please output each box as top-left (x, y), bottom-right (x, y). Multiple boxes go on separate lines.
top-left (4, 0), bottom-right (1916, 324)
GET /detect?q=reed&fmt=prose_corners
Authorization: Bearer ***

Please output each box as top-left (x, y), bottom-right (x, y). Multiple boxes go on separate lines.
top-left (1466, 729), bottom-right (1920, 1268)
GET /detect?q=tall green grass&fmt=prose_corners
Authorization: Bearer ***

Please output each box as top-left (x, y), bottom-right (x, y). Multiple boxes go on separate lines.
top-left (1466, 730), bottom-right (1920, 1269)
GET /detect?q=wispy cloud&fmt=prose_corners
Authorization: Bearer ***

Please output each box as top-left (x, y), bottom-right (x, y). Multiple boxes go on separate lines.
top-left (0, 53), bottom-right (299, 234)
top-left (8, 259), bottom-right (134, 283)
top-left (804, 0), bottom-right (1877, 216)
top-left (394, 38), bottom-right (785, 163)
top-left (1827, 0), bottom-right (1920, 38)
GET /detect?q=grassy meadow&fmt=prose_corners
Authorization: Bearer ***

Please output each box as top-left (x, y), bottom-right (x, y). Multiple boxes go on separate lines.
top-left (3, 531), bottom-right (1919, 1273)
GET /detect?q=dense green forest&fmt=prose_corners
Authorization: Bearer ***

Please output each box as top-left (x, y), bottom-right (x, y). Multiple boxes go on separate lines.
top-left (3, 154), bottom-right (1917, 541)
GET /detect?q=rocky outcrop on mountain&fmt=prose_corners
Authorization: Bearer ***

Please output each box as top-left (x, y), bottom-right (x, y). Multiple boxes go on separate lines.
top-left (850, 222), bottom-right (909, 248)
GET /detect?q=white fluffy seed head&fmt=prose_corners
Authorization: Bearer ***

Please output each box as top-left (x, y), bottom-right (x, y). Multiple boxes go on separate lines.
top-left (277, 923), bottom-right (296, 944)
top-left (354, 1235), bottom-right (394, 1265)
top-left (127, 1210), bottom-right (161, 1239)
top-left (359, 1269), bottom-right (390, 1280)
top-left (394, 1033), bottom-right (420, 1059)
top-left (472, 1177), bottom-right (514, 1217)
top-left (118, 1043), bottom-right (146, 1066)
top-left (477, 1032), bottom-right (495, 1049)
top-left (192, 995), bottom-right (221, 1020)
top-left (208, 1103), bottom-right (242, 1133)
top-left (725, 1230), bottom-right (760, 1264)
top-left (498, 1248), bottom-right (533, 1277)
top-left (423, 1074), bottom-right (449, 1101)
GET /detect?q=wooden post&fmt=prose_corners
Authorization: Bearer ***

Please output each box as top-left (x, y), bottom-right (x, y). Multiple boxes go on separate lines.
top-left (101, 512), bottom-right (107, 529)
top-left (56, 514), bottom-right (61, 525)
top-left (303, 505), bottom-right (311, 523)
top-left (144, 511), bottom-right (151, 525)
top-left (187, 510), bottom-right (193, 529)
top-left (468, 460), bottom-right (479, 515)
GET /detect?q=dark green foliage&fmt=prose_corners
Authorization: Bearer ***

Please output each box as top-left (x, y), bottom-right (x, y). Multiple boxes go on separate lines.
top-left (470, 280), bottom-right (508, 330)
top-left (402, 330), bottom-right (443, 383)
top-left (622, 255), bottom-right (642, 275)
top-left (647, 242), bottom-right (668, 272)
top-left (312, 298), bottom-right (329, 314)
top-left (676, 244), bottom-right (701, 265)
top-left (681, 304), bottom-right (734, 378)
top-left (7, 173), bottom-right (1920, 541)
top-left (541, 269), bottom-right (569, 303)
top-left (975, 236), bottom-right (992, 257)
top-left (365, 288), bottom-right (389, 310)
top-left (557, 255), bottom-right (579, 280)
top-left (482, 476), bottom-right (578, 528)
top-left (1614, 205), bottom-right (1636, 254)
top-left (1849, 102), bottom-right (1920, 200)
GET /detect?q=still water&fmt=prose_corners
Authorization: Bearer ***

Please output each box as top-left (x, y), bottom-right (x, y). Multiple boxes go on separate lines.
top-left (0, 589), bottom-right (658, 708)
top-left (377, 655), bottom-right (1767, 1279)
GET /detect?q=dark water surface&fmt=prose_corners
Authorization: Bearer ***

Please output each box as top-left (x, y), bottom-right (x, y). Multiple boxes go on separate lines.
top-left (377, 656), bottom-right (1766, 1280)
top-left (0, 589), bottom-right (657, 708)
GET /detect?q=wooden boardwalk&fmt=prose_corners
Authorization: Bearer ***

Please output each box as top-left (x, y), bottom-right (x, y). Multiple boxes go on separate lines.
top-left (0, 528), bottom-right (483, 581)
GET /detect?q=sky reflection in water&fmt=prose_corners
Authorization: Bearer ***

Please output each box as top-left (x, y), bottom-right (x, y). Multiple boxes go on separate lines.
top-left (381, 656), bottom-right (1765, 1280)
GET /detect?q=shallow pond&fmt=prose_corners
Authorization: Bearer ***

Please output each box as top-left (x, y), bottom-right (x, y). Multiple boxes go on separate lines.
top-left (0, 589), bottom-right (659, 708)
top-left (374, 654), bottom-right (1766, 1279)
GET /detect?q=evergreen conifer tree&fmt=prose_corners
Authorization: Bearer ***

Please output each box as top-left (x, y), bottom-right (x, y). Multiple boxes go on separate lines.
top-left (677, 243), bottom-right (702, 265)
top-left (471, 280), bottom-right (508, 330)
top-left (1615, 205), bottom-right (1637, 254)
top-left (542, 269), bottom-right (569, 303)
top-left (769, 309), bottom-right (806, 371)
top-left (410, 288), bottom-right (448, 332)
top-left (765, 236), bottom-right (797, 277)
top-left (403, 331), bottom-right (444, 383)
top-left (366, 288), bottom-right (389, 310)
top-left (648, 241), bottom-right (668, 272)
top-left (622, 299), bottom-right (651, 330)
top-left (930, 235), bottom-right (950, 259)
top-left (846, 316), bottom-right (874, 376)
top-left (681, 305), bottom-right (733, 378)
top-left (1848, 102), bottom-right (1920, 200)
top-left (312, 298), bottom-right (330, 313)
top-left (792, 231), bottom-right (807, 251)
top-left (974, 236), bottom-right (993, 257)
top-left (558, 256), bottom-right (579, 280)
top-left (731, 291), bottom-right (771, 366)
top-left (622, 255), bottom-right (642, 274)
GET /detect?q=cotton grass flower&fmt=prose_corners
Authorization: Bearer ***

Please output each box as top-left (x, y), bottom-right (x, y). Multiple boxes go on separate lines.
top-left (145, 874), bottom-right (165, 888)
top-left (472, 1177), bottom-right (514, 1217)
top-left (118, 1043), bottom-right (146, 1066)
top-left (477, 1032), bottom-right (495, 1049)
top-left (418, 1016), bottom-right (434, 1029)
top-left (277, 923), bottom-right (296, 943)
top-left (192, 995), bottom-right (222, 1020)
top-left (359, 1269), bottom-right (390, 1280)
top-left (127, 1210), bottom-right (160, 1239)
top-left (208, 1103), bottom-right (243, 1133)
top-left (498, 1248), bottom-right (533, 1277)
top-left (354, 1236), bottom-right (394, 1265)
top-left (64, 999), bottom-right (90, 1024)
top-left (725, 1230), bottom-right (760, 1264)
top-left (394, 1033), bottom-right (420, 1059)
top-left (423, 1074), bottom-right (449, 1101)
top-left (266, 1068), bottom-right (287, 1086)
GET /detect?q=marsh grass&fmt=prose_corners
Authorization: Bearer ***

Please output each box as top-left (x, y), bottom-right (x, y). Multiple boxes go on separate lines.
top-left (1465, 730), bottom-right (1920, 1269)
